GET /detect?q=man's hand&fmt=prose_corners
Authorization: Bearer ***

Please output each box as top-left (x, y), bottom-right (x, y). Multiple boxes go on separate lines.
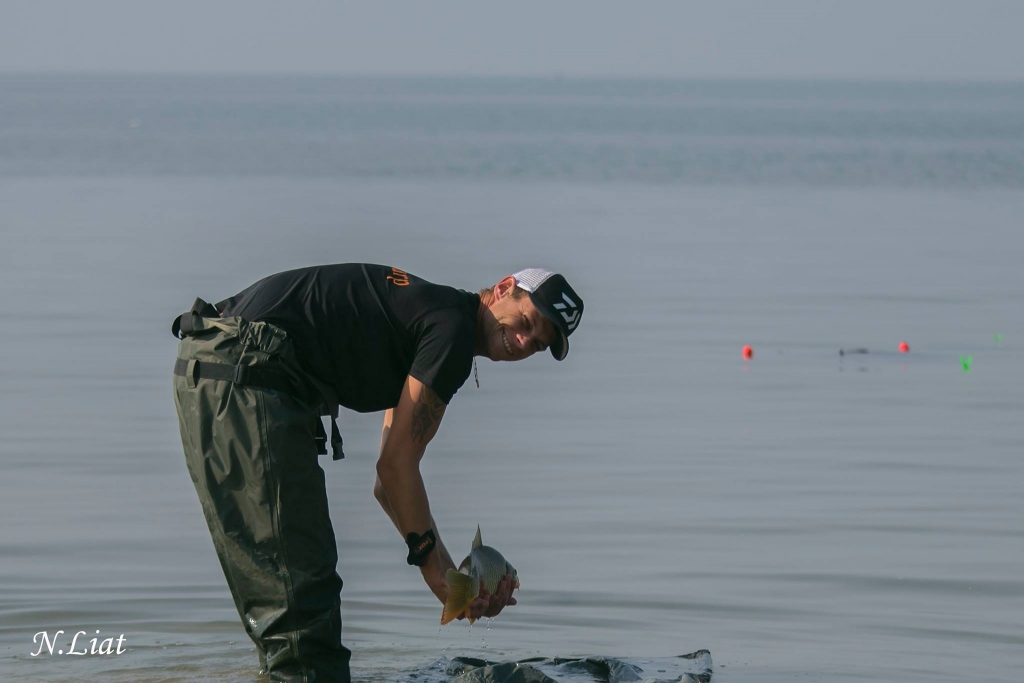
top-left (423, 548), bottom-right (518, 622)
top-left (467, 574), bottom-right (518, 620)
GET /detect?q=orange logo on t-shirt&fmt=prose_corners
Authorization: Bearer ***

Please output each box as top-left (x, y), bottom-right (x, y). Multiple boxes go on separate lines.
top-left (386, 267), bottom-right (410, 286)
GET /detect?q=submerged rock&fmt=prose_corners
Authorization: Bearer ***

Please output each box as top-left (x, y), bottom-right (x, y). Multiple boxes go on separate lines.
top-left (450, 660), bottom-right (557, 683)
top-left (443, 650), bottom-right (712, 683)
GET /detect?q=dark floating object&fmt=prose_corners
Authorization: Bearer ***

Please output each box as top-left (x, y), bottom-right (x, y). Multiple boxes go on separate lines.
top-left (839, 348), bottom-right (870, 356)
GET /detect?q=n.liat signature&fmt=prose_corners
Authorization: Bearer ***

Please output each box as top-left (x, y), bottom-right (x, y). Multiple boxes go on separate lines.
top-left (31, 630), bottom-right (127, 657)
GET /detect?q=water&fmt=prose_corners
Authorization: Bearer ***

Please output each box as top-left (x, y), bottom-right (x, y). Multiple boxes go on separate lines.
top-left (0, 76), bottom-right (1022, 682)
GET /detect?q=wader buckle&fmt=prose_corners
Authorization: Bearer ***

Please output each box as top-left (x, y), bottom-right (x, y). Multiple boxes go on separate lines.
top-left (185, 359), bottom-right (200, 389)
top-left (231, 364), bottom-right (250, 384)
top-left (172, 297), bottom-right (219, 339)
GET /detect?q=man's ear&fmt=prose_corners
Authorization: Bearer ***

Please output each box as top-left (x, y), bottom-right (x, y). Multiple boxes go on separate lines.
top-left (494, 276), bottom-right (517, 300)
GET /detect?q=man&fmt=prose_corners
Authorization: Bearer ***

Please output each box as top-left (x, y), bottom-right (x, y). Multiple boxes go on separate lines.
top-left (171, 264), bottom-right (584, 683)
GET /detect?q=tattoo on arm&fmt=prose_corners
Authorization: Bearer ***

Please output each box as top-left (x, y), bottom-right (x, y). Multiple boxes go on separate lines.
top-left (411, 389), bottom-right (446, 445)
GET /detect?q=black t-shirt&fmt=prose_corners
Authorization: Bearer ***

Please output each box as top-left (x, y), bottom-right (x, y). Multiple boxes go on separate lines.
top-left (216, 264), bottom-right (479, 412)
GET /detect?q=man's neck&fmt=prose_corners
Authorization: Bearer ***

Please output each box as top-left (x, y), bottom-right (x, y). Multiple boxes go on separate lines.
top-left (473, 294), bottom-right (491, 357)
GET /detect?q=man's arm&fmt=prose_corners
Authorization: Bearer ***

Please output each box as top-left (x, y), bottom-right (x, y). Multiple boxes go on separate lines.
top-left (374, 375), bottom-right (454, 604)
top-left (373, 375), bottom-right (516, 619)
top-left (374, 403), bottom-right (456, 575)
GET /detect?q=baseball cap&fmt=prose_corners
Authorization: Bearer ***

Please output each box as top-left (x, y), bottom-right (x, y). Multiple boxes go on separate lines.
top-left (511, 268), bottom-right (584, 361)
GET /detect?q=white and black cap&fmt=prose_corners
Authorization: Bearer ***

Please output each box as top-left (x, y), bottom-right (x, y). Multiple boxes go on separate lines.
top-left (511, 268), bottom-right (584, 361)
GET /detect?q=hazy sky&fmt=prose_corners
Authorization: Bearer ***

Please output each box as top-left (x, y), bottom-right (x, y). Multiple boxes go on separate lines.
top-left (3, 1), bottom-right (1023, 81)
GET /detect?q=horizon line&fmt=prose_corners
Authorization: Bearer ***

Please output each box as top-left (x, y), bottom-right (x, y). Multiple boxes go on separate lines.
top-left (2, 70), bottom-right (1023, 86)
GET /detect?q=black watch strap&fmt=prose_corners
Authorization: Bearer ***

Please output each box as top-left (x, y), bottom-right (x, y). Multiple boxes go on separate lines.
top-left (406, 529), bottom-right (437, 566)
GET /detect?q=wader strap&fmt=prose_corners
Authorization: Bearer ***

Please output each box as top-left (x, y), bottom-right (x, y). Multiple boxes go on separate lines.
top-left (173, 358), bottom-right (301, 398)
top-left (330, 418), bottom-right (344, 460)
top-left (314, 410), bottom-right (345, 461)
top-left (172, 297), bottom-right (220, 339)
top-left (314, 420), bottom-right (328, 456)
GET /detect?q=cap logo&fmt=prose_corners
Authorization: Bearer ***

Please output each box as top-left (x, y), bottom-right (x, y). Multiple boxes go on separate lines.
top-left (551, 293), bottom-right (580, 330)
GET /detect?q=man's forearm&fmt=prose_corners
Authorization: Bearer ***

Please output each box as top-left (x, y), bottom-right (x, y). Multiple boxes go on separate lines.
top-left (375, 458), bottom-right (457, 603)
top-left (376, 423), bottom-right (434, 540)
top-left (374, 483), bottom-right (455, 568)
top-left (375, 458), bottom-right (433, 539)
top-left (375, 380), bottom-right (456, 599)
top-left (377, 419), bottom-right (452, 560)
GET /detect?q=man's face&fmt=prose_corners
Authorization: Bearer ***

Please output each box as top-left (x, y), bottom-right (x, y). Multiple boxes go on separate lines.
top-left (481, 278), bottom-right (559, 362)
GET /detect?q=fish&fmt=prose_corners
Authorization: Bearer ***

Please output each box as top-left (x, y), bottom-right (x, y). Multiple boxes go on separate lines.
top-left (441, 525), bottom-right (519, 625)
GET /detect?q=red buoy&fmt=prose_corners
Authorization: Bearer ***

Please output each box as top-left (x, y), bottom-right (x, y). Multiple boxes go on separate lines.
top-left (742, 345), bottom-right (753, 360)
top-left (898, 341), bottom-right (910, 353)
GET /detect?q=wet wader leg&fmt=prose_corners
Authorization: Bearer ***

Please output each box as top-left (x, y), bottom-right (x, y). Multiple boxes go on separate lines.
top-left (256, 386), bottom-right (350, 682)
top-left (174, 365), bottom-right (271, 669)
top-left (174, 328), bottom-right (350, 683)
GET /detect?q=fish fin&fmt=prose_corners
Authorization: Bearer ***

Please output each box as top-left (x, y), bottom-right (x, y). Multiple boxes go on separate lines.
top-left (441, 569), bottom-right (479, 625)
top-left (472, 525), bottom-right (482, 550)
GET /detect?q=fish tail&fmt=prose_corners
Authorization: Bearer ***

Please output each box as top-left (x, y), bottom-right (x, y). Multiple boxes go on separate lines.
top-left (441, 569), bottom-right (479, 625)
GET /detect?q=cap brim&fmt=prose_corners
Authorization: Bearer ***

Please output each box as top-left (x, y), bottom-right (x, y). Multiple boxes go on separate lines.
top-left (534, 306), bottom-right (568, 361)
top-left (550, 332), bottom-right (568, 361)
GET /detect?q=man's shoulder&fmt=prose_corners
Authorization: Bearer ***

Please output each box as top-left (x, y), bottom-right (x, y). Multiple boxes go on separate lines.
top-left (372, 266), bottom-right (472, 309)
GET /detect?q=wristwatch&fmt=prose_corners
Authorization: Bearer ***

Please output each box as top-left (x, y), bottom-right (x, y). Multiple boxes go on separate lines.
top-left (405, 529), bottom-right (437, 566)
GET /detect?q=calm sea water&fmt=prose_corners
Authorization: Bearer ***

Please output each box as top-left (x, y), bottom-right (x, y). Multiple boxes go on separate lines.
top-left (0, 76), bottom-right (1022, 683)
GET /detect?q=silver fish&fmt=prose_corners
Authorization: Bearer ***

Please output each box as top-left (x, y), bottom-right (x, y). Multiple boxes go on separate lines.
top-left (441, 526), bottom-right (519, 625)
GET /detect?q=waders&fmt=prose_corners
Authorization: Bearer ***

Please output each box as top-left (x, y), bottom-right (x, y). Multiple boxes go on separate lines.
top-left (172, 299), bottom-right (350, 683)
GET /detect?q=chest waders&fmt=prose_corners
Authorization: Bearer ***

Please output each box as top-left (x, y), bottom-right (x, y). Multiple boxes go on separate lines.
top-left (172, 298), bottom-right (351, 683)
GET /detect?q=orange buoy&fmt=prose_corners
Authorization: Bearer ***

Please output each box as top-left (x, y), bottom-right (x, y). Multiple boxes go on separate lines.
top-left (742, 345), bottom-right (753, 360)
top-left (898, 341), bottom-right (910, 353)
